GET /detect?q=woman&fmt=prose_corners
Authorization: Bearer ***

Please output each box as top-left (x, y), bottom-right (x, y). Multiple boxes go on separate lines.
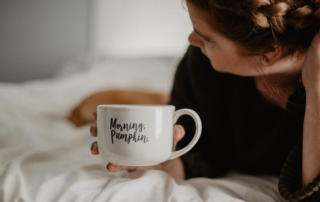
top-left (90, 0), bottom-right (320, 200)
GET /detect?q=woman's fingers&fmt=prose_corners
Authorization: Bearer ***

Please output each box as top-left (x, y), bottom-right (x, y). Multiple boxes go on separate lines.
top-left (90, 112), bottom-right (97, 137)
top-left (106, 125), bottom-right (185, 173)
top-left (93, 111), bottom-right (97, 121)
top-left (99, 123), bottom-right (185, 173)
top-left (107, 163), bottom-right (163, 172)
top-left (90, 122), bottom-right (97, 137)
top-left (173, 125), bottom-right (185, 150)
top-left (91, 141), bottom-right (99, 155)
top-left (90, 112), bottom-right (99, 154)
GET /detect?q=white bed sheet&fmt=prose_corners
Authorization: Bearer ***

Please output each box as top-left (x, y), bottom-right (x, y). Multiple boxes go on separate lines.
top-left (0, 59), bottom-right (288, 202)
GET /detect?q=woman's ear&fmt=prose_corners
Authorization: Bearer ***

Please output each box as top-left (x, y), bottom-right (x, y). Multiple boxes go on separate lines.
top-left (261, 45), bottom-right (283, 66)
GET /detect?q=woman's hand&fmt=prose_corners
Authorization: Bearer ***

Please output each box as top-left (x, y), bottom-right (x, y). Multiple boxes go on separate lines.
top-left (90, 111), bottom-right (186, 179)
top-left (301, 9), bottom-right (320, 91)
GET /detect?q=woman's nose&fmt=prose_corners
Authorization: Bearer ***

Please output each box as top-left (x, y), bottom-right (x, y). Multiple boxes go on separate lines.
top-left (188, 31), bottom-right (203, 48)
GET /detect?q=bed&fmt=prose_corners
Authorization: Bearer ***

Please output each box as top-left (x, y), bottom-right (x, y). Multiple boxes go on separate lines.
top-left (0, 56), bottom-right (288, 202)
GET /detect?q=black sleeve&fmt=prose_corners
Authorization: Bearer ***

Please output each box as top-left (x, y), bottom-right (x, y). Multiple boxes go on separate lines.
top-left (169, 46), bottom-right (215, 178)
top-left (278, 139), bottom-right (320, 202)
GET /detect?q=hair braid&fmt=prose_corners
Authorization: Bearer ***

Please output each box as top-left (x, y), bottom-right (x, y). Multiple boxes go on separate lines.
top-left (259, 2), bottom-right (291, 35)
top-left (286, 5), bottom-right (315, 30)
top-left (187, 0), bottom-right (320, 56)
top-left (250, 1), bottom-right (317, 34)
top-left (250, 0), bottom-right (272, 28)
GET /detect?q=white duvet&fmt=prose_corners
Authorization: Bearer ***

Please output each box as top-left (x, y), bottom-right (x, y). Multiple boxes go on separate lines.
top-left (0, 58), bottom-right (287, 202)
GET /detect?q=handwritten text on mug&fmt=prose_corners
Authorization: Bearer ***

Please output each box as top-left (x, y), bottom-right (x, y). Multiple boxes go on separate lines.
top-left (110, 118), bottom-right (149, 144)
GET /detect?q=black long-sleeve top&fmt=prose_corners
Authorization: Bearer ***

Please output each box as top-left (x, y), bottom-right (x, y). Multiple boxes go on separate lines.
top-left (170, 45), bottom-right (320, 201)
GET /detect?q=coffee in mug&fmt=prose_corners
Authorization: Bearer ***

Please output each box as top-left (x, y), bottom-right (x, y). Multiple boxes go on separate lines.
top-left (97, 105), bottom-right (202, 166)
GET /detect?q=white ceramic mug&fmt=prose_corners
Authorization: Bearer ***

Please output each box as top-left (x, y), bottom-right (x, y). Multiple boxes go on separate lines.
top-left (97, 105), bottom-right (202, 166)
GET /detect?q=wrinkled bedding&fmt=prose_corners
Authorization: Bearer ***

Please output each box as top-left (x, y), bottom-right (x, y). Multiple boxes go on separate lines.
top-left (0, 58), bottom-right (288, 202)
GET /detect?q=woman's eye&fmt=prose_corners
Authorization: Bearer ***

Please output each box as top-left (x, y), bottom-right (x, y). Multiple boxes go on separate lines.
top-left (204, 38), bottom-right (213, 43)
top-left (201, 36), bottom-right (213, 43)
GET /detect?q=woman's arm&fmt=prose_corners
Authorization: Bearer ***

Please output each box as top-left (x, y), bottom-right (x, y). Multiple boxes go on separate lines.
top-left (301, 9), bottom-right (320, 186)
top-left (301, 32), bottom-right (320, 187)
top-left (302, 89), bottom-right (320, 186)
top-left (279, 10), bottom-right (320, 201)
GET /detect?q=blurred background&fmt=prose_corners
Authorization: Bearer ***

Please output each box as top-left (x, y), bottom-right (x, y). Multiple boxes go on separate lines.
top-left (0, 2), bottom-right (193, 196)
top-left (0, 0), bottom-right (192, 82)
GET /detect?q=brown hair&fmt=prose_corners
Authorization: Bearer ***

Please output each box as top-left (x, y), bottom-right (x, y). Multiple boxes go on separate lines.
top-left (187, 0), bottom-right (320, 56)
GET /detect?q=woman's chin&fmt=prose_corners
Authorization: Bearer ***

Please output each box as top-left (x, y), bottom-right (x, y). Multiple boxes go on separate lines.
top-left (211, 64), bottom-right (256, 77)
top-left (210, 63), bottom-right (226, 73)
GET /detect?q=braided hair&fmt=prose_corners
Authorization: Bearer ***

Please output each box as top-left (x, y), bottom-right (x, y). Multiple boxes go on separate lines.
top-left (187, 0), bottom-right (320, 56)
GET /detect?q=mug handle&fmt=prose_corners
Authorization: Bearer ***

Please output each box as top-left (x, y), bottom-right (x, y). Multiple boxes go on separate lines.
top-left (168, 108), bottom-right (202, 160)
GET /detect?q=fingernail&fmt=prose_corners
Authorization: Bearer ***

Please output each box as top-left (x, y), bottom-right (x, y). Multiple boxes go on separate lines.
top-left (106, 163), bottom-right (110, 171)
top-left (91, 142), bottom-right (95, 151)
top-left (90, 125), bottom-right (94, 132)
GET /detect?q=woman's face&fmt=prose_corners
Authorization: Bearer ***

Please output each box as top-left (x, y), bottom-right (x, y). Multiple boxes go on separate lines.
top-left (187, 3), bottom-right (263, 76)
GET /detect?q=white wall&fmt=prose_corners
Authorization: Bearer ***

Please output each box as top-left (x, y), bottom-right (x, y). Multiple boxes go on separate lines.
top-left (0, 0), bottom-right (192, 82)
top-left (0, 0), bottom-right (89, 82)
top-left (89, 0), bottom-right (192, 58)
